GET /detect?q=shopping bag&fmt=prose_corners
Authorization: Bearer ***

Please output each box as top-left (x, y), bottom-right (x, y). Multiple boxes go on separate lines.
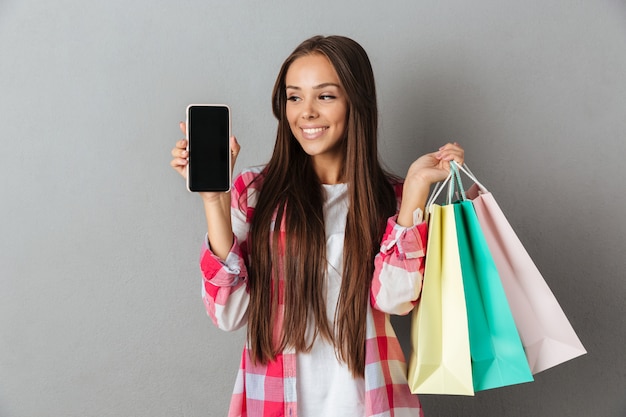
top-left (451, 178), bottom-right (534, 391)
top-left (407, 184), bottom-right (474, 395)
top-left (459, 164), bottom-right (586, 374)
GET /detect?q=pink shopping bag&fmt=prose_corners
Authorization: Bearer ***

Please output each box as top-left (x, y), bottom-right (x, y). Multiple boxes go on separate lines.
top-left (459, 164), bottom-right (586, 374)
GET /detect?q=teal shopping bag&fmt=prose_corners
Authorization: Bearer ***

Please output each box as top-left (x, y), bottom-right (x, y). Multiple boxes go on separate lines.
top-left (450, 165), bottom-right (534, 391)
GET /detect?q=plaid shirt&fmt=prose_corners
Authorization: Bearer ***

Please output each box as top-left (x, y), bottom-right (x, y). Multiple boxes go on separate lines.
top-left (200, 167), bottom-right (427, 417)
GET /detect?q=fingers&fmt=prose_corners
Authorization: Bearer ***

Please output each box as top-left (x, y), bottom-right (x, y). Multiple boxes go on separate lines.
top-left (170, 124), bottom-right (189, 178)
top-left (170, 147), bottom-right (188, 177)
top-left (171, 139), bottom-right (188, 157)
top-left (169, 155), bottom-right (186, 169)
top-left (171, 140), bottom-right (188, 167)
top-left (436, 142), bottom-right (465, 166)
top-left (230, 136), bottom-right (241, 171)
top-left (230, 136), bottom-right (240, 157)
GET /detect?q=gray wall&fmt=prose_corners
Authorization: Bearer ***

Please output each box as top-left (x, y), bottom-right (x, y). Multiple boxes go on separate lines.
top-left (1, 0), bottom-right (625, 416)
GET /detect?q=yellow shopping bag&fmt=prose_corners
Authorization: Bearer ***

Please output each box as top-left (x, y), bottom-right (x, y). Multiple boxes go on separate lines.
top-left (407, 203), bottom-right (474, 395)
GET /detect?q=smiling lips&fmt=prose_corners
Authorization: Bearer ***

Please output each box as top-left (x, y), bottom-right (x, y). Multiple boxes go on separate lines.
top-left (301, 126), bottom-right (328, 138)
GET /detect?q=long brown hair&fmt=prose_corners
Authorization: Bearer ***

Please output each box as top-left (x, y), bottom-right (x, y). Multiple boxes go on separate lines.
top-left (246, 35), bottom-right (397, 377)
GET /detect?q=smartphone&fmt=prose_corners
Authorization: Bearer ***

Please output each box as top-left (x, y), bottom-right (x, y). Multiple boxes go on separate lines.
top-left (186, 104), bottom-right (231, 192)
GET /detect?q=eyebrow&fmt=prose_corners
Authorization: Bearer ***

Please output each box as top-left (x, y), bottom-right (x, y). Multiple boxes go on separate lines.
top-left (285, 82), bottom-right (341, 90)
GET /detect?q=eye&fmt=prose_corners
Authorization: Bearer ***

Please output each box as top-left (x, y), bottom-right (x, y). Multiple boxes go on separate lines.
top-left (320, 94), bottom-right (336, 100)
top-left (287, 95), bottom-right (301, 102)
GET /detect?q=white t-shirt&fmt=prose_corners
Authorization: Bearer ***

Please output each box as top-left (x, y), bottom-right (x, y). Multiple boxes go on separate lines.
top-left (296, 183), bottom-right (365, 417)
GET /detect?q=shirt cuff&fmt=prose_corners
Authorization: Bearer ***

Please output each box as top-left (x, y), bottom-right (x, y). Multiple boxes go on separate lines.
top-left (200, 234), bottom-right (244, 287)
top-left (379, 212), bottom-right (427, 260)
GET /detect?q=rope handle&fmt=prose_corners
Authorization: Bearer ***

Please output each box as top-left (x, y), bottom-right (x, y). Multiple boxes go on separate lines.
top-left (447, 161), bottom-right (466, 204)
top-left (453, 161), bottom-right (489, 194)
top-left (426, 170), bottom-right (454, 210)
top-left (425, 161), bottom-right (488, 208)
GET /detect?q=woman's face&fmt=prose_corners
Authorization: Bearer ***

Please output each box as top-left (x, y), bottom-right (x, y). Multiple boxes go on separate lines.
top-left (285, 53), bottom-right (348, 167)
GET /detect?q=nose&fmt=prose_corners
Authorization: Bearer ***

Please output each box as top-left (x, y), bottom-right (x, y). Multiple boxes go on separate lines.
top-left (301, 99), bottom-right (318, 120)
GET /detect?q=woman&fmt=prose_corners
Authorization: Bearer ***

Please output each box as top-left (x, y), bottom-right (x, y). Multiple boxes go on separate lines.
top-left (171, 35), bottom-right (464, 417)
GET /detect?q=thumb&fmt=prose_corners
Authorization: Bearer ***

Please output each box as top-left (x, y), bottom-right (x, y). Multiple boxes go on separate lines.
top-left (230, 136), bottom-right (241, 169)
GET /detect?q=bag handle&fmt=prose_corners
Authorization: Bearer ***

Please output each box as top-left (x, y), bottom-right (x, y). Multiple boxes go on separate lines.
top-left (425, 161), bottom-right (472, 209)
top-left (426, 170), bottom-right (454, 209)
top-left (424, 161), bottom-right (488, 221)
top-left (453, 161), bottom-right (489, 194)
top-left (448, 162), bottom-right (466, 204)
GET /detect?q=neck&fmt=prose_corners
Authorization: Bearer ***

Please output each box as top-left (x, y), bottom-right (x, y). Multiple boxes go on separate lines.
top-left (310, 155), bottom-right (343, 184)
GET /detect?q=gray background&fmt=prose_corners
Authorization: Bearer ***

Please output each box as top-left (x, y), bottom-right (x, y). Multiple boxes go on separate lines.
top-left (1, 0), bottom-right (625, 416)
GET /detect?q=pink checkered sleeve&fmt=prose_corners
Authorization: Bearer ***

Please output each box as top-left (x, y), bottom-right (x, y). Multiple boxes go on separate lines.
top-left (199, 168), bottom-right (263, 332)
top-left (200, 239), bottom-right (249, 331)
top-left (370, 182), bottom-right (428, 316)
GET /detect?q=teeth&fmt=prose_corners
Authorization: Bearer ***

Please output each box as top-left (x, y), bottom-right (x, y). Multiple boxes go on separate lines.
top-left (303, 127), bottom-right (326, 134)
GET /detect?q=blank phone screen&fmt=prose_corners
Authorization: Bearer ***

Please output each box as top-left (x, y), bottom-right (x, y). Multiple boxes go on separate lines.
top-left (187, 105), bottom-right (230, 192)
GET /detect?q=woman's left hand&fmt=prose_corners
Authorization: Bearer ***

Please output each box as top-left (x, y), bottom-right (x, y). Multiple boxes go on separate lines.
top-left (396, 142), bottom-right (464, 227)
top-left (405, 142), bottom-right (465, 186)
